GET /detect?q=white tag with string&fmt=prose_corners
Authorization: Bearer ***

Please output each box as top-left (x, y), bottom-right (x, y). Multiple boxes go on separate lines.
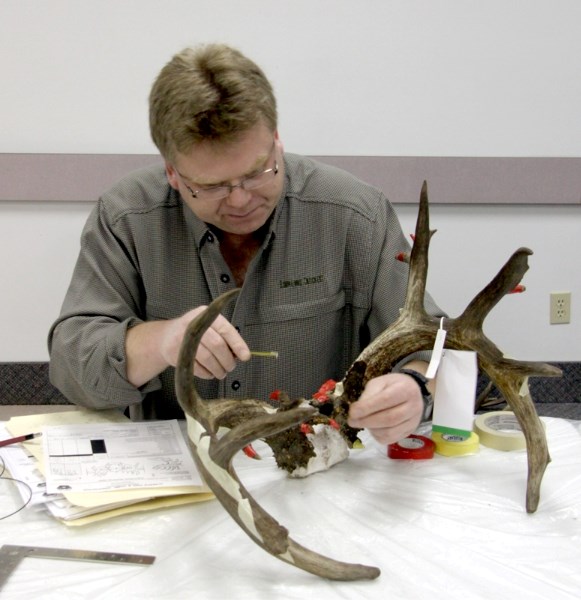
top-left (425, 317), bottom-right (447, 380)
top-left (432, 350), bottom-right (478, 437)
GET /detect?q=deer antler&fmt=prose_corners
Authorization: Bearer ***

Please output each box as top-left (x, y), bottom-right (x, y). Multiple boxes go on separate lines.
top-left (175, 288), bottom-right (380, 581)
top-left (336, 181), bottom-right (561, 513)
top-left (175, 182), bottom-right (560, 581)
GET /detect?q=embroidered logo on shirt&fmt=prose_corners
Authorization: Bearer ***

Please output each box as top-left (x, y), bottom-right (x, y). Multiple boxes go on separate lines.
top-left (279, 275), bottom-right (324, 288)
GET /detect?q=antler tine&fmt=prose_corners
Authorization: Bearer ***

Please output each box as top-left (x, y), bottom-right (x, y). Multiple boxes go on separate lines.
top-left (176, 290), bottom-right (381, 580)
top-left (457, 247), bottom-right (532, 329)
top-left (405, 180), bottom-right (435, 316)
top-left (353, 180), bottom-right (440, 378)
top-left (480, 367), bottom-right (551, 512)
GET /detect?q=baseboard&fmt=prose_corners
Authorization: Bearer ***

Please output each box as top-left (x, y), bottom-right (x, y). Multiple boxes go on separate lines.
top-left (0, 362), bottom-right (70, 406)
top-left (1, 361), bottom-right (579, 419)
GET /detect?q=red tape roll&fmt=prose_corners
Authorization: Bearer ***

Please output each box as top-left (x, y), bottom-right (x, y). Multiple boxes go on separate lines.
top-left (388, 434), bottom-right (435, 460)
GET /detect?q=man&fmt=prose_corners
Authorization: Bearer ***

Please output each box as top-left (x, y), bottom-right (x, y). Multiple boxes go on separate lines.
top-left (48, 43), bottom-right (442, 444)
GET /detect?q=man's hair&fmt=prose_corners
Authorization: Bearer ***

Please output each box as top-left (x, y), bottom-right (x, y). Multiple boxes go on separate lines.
top-left (149, 44), bottom-right (277, 161)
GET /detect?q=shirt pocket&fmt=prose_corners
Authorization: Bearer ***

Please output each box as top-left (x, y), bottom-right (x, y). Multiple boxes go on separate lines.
top-left (248, 290), bottom-right (346, 324)
top-left (240, 290), bottom-right (349, 399)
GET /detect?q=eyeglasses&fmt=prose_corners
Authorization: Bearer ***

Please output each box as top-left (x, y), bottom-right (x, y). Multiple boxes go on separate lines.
top-left (177, 141), bottom-right (279, 202)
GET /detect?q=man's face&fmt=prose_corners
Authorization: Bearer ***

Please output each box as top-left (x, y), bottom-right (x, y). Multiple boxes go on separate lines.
top-left (165, 123), bottom-right (284, 236)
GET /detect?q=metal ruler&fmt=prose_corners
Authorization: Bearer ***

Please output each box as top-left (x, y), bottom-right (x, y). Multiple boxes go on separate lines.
top-left (0, 544), bottom-right (155, 591)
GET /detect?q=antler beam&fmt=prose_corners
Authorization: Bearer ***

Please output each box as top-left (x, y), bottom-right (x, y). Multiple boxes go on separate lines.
top-left (175, 289), bottom-right (380, 581)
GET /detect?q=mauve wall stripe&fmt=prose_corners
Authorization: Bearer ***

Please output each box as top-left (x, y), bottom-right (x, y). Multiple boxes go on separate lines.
top-left (1, 154), bottom-right (580, 204)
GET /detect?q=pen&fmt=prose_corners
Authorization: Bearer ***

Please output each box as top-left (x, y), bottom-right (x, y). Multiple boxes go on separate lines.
top-left (0, 432), bottom-right (42, 448)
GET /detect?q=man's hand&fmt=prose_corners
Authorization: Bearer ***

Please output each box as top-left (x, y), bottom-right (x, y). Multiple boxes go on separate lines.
top-left (126, 307), bottom-right (251, 387)
top-left (347, 371), bottom-right (427, 445)
top-left (159, 306), bottom-right (251, 379)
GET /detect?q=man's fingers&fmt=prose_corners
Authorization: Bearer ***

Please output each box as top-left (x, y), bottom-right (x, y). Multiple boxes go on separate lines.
top-left (193, 342), bottom-right (231, 379)
top-left (210, 316), bottom-right (251, 361)
top-left (348, 400), bottom-right (409, 430)
top-left (193, 359), bottom-right (215, 380)
top-left (347, 374), bottom-right (423, 438)
top-left (349, 377), bottom-right (406, 422)
top-left (366, 416), bottom-right (419, 445)
top-left (192, 315), bottom-right (250, 379)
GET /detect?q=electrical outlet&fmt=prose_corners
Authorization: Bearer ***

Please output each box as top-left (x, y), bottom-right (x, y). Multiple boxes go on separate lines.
top-left (550, 292), bottom-right (571, 324)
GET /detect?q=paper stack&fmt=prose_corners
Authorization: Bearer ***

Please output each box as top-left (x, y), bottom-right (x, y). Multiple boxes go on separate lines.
top-left (1, 408), bottom-right (213, 526)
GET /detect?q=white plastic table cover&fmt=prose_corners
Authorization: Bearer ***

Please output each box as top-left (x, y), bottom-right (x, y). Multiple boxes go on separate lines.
top-left (1, 416), bottom-right (580, 600)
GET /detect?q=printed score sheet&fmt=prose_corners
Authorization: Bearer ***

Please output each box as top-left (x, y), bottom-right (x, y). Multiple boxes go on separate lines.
top-left (42, 420), bottom-right (204, 493)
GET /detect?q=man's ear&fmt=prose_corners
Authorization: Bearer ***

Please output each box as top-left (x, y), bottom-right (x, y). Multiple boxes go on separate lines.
top-left (274, 129), bottom-right (284, 154)
top-left (165, 163), bottom-right (180, 190)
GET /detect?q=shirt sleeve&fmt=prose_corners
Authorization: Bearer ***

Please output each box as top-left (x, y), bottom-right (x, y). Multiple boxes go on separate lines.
top-left (48, 199), bottom-right (161, 410)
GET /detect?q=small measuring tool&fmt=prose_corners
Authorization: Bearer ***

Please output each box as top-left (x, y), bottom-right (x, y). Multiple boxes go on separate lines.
top-left (0, 544), bottom-right (155, 591)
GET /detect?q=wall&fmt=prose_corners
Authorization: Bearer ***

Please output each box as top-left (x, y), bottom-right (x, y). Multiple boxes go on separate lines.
top-left (0, 0), bottom-right (579, 362)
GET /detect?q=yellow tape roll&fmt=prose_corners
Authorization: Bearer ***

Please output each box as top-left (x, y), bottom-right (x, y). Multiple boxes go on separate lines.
top-left (473, 411), bottom-right (528, 451)
top-left (431, 431), bottom-right (480, 456)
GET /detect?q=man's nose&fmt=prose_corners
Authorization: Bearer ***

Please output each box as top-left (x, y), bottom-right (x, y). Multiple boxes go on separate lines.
top-left (225, 184), bottom-right (251, 206)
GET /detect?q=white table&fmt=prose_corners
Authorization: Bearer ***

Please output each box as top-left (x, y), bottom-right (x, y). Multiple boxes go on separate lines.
top-left (1, 413), bottom-right (580, 599)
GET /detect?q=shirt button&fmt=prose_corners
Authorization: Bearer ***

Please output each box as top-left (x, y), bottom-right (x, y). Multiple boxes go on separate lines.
top-left (231, 380), bottom-right (241, 391)
top-left (205, 232), bottom-right (214, 243)
top-left (220, 273), bottom-right (230, 283)
top-left (235, 325), bottom-right (241, 333)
